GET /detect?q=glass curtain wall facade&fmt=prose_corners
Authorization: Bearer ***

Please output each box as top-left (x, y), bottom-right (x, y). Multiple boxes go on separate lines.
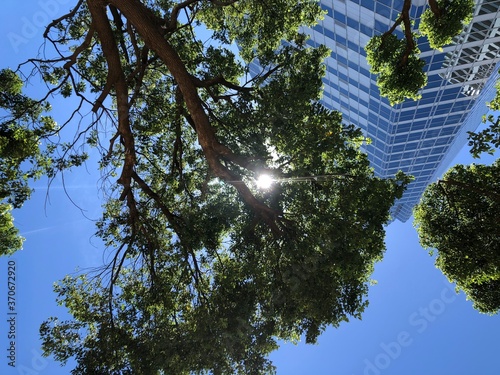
top-left (250, 0), bottom-right (500, 221)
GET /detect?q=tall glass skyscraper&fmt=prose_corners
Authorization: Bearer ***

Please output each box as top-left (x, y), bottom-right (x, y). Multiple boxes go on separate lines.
top-left (251, 0), bottom-right (500, 221)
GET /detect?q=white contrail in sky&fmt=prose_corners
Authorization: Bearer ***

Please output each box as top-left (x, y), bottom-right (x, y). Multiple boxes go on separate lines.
top-left (20, 219), bottom-right (90, 236)
top-left (21, 225), bottom-right (61, 236)
top-left (31, 185), bottom-right (97, 190)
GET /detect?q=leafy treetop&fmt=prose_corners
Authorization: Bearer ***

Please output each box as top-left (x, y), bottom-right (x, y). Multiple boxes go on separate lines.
top-left (365, 0), bottom-right (474, 105)
top-left (414, 160), bottom-right (500, 314)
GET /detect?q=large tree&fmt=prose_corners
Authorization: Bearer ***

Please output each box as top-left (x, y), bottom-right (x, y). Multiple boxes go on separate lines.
top-left (2, 0), bottom-right (411, 373)
top-left (413, 161), bottom-right (500, 314)
top-left (365, 0), bottom-right (474, 104)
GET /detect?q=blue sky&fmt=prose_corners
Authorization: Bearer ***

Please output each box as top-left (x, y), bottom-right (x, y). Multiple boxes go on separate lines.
top-left (1, 1), bottom-right (499, 374)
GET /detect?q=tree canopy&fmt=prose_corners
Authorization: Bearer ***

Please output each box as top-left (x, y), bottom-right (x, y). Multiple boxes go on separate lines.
top-left (365, 0), bottom-right (474, 104)
top-left (420, 0), bottom-right (474, 50)
top-left (414, 160), bottom-right (500, 314)
top-left (1, 0), bottom-right (412, 373)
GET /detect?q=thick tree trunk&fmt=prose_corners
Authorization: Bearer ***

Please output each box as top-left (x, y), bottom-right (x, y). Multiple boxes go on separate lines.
top-left (87, 0), bottom-right (136, 202)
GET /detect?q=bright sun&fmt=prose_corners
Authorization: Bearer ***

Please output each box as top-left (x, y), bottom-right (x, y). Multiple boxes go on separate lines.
top-left (256, 174), bottom-right (273, 189)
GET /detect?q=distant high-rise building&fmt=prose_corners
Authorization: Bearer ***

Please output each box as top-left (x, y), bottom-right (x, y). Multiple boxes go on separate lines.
top-left (253, 0), bottom-right (500, 221)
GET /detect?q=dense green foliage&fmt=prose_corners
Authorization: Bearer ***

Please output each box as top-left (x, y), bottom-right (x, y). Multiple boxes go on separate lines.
top-left (365, 33), bottom-right (427, 105)
top-left (0, 203), bottom-right (23, 256)
top-left (414, 161), bottom-right (500, 314)
top-left (0, 68), bottom-right (88, 254)
top-left (0, 0), bottom-right (413, 373)
top-left (0, 69), bottom-right (51, 254)
top-left (365, 0), bottom-right (474, 104)
top-left (420, 0), bottom-right (474, 50)
top-left (417, 69), bottom-right (500, 315)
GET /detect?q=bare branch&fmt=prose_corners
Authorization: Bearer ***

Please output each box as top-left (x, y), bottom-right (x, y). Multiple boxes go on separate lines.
top-left (192, 75), bottom-right (253, 93)
top-left (43, 0), bottom-right (85, 39)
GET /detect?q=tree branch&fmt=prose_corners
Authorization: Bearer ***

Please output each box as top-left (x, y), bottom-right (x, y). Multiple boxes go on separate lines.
top-left (87, 0), bottom-right (136, 204)
top-left (192, 75), bottom-right (253, 93)
top-left (381, 0), bottom-right (415, 66)
top-left (109, 5), bottom-right (131, 63)
top-left (108, 0), bottom-right (283, 234)
top-left (43, 0), bottom-right (85, 39)
top-left (165, 0), bottom-right (201, 31)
